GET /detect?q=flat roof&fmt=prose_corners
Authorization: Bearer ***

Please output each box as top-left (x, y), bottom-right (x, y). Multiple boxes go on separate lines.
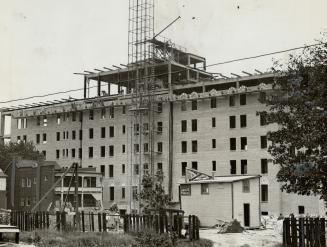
top-left (180, 175), bottom-right (260, 185)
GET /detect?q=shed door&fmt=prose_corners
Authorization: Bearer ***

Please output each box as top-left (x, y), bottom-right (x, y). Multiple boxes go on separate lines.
top-left (243, 203), bottom-right (250, 227)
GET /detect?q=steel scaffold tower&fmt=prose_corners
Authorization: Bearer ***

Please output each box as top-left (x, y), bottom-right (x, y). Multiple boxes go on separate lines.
top-left (128, 0), bottom-right (156, 213)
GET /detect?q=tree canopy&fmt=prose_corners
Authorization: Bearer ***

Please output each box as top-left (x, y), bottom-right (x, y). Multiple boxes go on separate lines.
top-left (138, 170), bottom-right (170, 214)
top-left (0, 141), bottom-right (44, 172)
top-left (263, 34), bottom-right (327, 199)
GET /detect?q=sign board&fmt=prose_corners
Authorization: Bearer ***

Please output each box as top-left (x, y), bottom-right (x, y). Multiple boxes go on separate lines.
top-left (180, 184), bottom-right (191, 196)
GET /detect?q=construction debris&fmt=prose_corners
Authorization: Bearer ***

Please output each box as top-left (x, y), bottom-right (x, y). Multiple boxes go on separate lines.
top-left (216, 219), bottom-right (244, 233)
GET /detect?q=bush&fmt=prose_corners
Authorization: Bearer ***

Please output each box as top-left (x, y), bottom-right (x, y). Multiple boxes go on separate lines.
top-left (132, 231), bottom-right (173, 247)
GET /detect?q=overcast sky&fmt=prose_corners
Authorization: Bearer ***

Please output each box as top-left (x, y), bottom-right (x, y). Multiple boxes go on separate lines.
top-left (0, 0), bottom-right (326, 108)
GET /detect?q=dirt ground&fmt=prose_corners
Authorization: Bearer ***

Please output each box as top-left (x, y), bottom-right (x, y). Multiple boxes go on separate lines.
top-left (200, 228), bottom-right (283, 247)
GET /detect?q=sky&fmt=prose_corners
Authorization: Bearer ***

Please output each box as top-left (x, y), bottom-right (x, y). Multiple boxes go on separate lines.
top-left (0, 0), bottom-right (326, 109)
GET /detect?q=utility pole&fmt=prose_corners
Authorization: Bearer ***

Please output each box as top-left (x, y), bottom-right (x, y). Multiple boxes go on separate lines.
top-left (73, 162), bottom-right (80, 229)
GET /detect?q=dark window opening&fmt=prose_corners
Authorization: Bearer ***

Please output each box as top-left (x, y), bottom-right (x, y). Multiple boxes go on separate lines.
top-left (230, 160), bottom-right (236, 174)
top-left (212, 161), bottom-right (216, 171)
top-left (241, 137), bottom-right (247, 150)
top-left (192, 161), bottom-right (198, 170)
top-left (212, 117), bottom-right (216, 128)
top-left (229, 95), bottom-right (235, 107)
top-left (211, 97), bottom-right (217, 108)
top-left (241, 160), bottom-right (247, 174)
top-left (229, 116), bottom-right (236, 128)
top-left (192, 140), bottom-right (198, 153)
top-left (181, 162), bottom-right (187, 176)
top-left (191, 119), bottom-right (197, 132)
top-left (261, 159), bottom-right (268, 174)
top-left (101, 127), bottom-right (106, 138)
top-left (240, 115), bottom-right (247, 128)
top-left (240, 94), bottom-right (247, 105)
top-left (181, 120), bottom-right (187, 132)
top-left (191, 100), bottom-right (197, 110)
top-left (230, 138), bottom-right (236, 151)
top-left (261, 184), bottom-right (268, 202)
top-left (181, 141), bottom-right (187, 153)
top-left (261, 136), bottom-right (267, 149)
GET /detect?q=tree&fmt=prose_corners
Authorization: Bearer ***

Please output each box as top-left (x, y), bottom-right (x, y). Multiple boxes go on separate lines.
top-left (262, 34), bottom-right (327, 199)
top-left (0, 141), bottom-right (44, 172)
top-left (138, 170), bottom-right (170, 214)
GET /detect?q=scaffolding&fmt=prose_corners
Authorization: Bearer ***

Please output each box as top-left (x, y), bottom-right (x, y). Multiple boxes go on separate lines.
top-left (128, 0), bottom-right (156, 213)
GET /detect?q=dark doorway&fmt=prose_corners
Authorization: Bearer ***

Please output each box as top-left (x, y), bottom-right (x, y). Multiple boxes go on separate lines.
top-left (244, 203), bottom-right (250, 227)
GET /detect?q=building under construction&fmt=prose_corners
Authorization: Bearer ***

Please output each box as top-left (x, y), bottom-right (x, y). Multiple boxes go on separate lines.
top-left (0, 0), bottom-right (326, 218)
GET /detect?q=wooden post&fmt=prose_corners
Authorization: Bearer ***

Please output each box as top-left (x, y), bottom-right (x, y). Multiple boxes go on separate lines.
top-left (320, 218), bottom-right (326, 246)
top-left (284, 218), bottom-right (291, 246)
top-left (102, 212), bottom-right (107, 232)
top-left (46, 212), bottom-right (50, 229)
top-left (98, 212), bottom-right (102, 232)
top-left (56, 211), bottom-right (60, 231)
top-left (188, 215), bottom-right (193, 241)
top-left (81, 211), bottom-right (85, 232)
top-left (195, 216), bottom-right (200, 240)
top-left (91, 212), bottom-right (95, 232)
top-left (298, 217), bottom-right (304, 247)
top-left (61, 212), bottom-right (66, 231)
top-left (290, 215), bottom-right (297, 247)
top-left (123, 215), bottom-right (128, 233)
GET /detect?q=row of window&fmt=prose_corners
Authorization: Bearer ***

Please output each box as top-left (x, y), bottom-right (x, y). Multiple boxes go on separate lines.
top-left (180, 159), bottom-right (269, 176)
top-left (181, 183), bottom-right (269, 202)
top-left (100, 163), bottom-right (163, 178)
top-left (180, 136), bottom-right (267, 153)
top-left (21, 176), bottom-right (48, 188)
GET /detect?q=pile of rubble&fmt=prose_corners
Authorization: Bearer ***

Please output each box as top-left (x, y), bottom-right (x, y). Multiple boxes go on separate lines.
top-left (216, 219), bottom-right (244, 233)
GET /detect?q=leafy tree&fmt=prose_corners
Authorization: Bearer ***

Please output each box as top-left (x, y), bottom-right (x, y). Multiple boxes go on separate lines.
top-left (262, 34), bottom-right (327, 199)
top-left (0, 141), bottom-right (44, 172)
top-left (139, 170), bottom-right (170, 214)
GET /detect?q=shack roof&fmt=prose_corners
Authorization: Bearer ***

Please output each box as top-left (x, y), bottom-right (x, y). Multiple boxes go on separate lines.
top-left (180, 175), bottom-right (260, 185)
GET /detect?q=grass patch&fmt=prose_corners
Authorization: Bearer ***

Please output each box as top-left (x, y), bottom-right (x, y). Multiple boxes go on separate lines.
top-left (19, 230), bottom-right (213, 247)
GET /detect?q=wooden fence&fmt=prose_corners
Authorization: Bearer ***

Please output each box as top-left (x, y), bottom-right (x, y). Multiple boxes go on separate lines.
top-left (9, 211), bottom-right (200, 241)
top-left (283, 216), bottom-right (326, 247)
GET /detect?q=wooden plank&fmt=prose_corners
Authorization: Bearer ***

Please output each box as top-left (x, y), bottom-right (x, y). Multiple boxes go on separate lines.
top-left (290, 216), bottom-right (297, 247)
top-left (320, 218), bottom-right (326, 247)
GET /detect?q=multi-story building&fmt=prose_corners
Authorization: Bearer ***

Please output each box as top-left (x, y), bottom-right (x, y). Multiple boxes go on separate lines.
top-left (0, 39), bottom-right (325, 217)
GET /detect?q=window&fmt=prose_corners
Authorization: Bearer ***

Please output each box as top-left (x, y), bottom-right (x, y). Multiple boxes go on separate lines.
top-left (212, 161), bottom-right (216, 171)
top-left (261, 184), bottom-right (268, 202)
top-left (157, 162), bottom-right (162, 171)
top-left (192, 161), bottom-right (198, 170)
top-left (42, 150), bottom-right (46, 159)
top-left (157, 102), bottom-right (163, 113)
top-left (230, 160), bottom-right (236, 174)
top-left (192, 140), bottom-right (198, 153)
top-left (100, 146), bottom-right (105, 157)
top-left (36, 116), bottom-right (41, 126)
top-left (122, 164), bottom-right (125, 174)
top-left (240, 115), bottom-right (247, 128)
top-left (181, 101), bottom-right (186, 111)
top-left (42, 133), bottom-right (47, 144)
top-left (63, 131), bottom-right (66, 140)
top-left (181, 141), bottom-right (187, 153)
top-left (72, 130), bottom-right (76, 140)
top-left (88, 147), bottom-right (93, 158)
top-left (20, 198), bottom-right (25, 207)
top-left (240, 94), bottom-right (247, 105)
top-left (17, 119), bottom-right (22, 129)
top-left (134, 144), bottom-right (140, 153)
top-left (181, 162), bottom-right (187, 176)
top-left (261, 211), bottom-right (269, 216)
top-left (298, 206), bottom-right (305, 214)
top-left (79, 130), bottom-right (83, 140)
top-left (134, 164), bottom-right (139, 175)
top-left (241, 160), bottom-right (247, 174)
top-left (261, 135), bottom-right (267, 149)
top-left (212, 139), bottom-right (216, 149)
top-left (89, 128), bottom-right (94, 139)
top-left (122, 144), bottom-right (126, 153)
top-left (122, 187), bottom-right (126, 199)
top-left (109, 126), bottom-right (114, 137)
top-left (109, 165), bottom-right (114, 178)
top-left (22, 118), bottom-right (27, 128)
top-left (144, 143), bottom-right (149, 153)
top-left (134, 124), bottom-right (140, 135)
top-left (72, 112), bottom-right (76, 121)
top-left (201, 184), bottom-right (209, 194)
top-left (210, 97), bottom-right (217, 108)
top-left (71, 148), bottom-right (76, 158)
top-left (23, 135), bottom-right (27, 143)
top-left (259, 92), bottom-right (266, 102)
top-left (181, 120), bottom-right (187, 132)
top-left (230, 138), bottom-right (236, 151)
top-left (101, 108), bottom-right (106, 119)
top-left (109, 107), bottom-right (114, 118)
top-left (101, 127), bottom-right (106, 138)
top-left (241, 137), bottom-right (247, 150)
top-left (36, 134), bottom-right (40, 144)
top-left (180, 184), bottom-right (191, 196)
top-left (191, 119), bottom-right (197, 132)
top-left (89, 110), bottom-right (94, 120)
top-left (242, 180), bottom-right (250, 193)
top-left (43, 116), bottom-right (47, 127)
top-left (78, 148), bottom-right (82, 159)
top-left (229, 116), bottom-right (236, 128)
top-left (157, 142), bottom-right (163, 153)
top-left (122, 125), bottom-right (126, 134)
top-left (261, 159), bottom-right (268, 174)
top-left (21, 178), bottom-right (26, 187)
top-left (79, 112), bottom-right (83, 122)
top-left (122, 106), bottom-right (126, 114)
top-left (66, 131), bottom-right (69, 140)
top-left (191, 100), bottom-right (197, 110)
top-left (100, 165), bottom-right (105, 177)
top-left (26, 197), bottom-right (31, 206)
top-left (260, 113), bottom-right (267, 126)
top-left (56, 150), bottom-right (60, 159)
top-left (212, 117), bottom-right (216, 128)
top-left (132, 186), bottom-right (138, 199)
top-left (110, 187), bottom-right (114, 201)
top-left (157, 122), bottom-right (163, 133)
top-left (17, 136), bottom-right (21, 143)
top-left (229, 95), bottom-right (235, 107)
top-left (109, 145), bottom-right (114, 157)
top-left (56, 132), bottom-right (60, 141)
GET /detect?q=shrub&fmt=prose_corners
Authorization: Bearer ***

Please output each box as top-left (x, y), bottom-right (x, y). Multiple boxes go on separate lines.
top-left (132, 230), bottom-right (173, 247)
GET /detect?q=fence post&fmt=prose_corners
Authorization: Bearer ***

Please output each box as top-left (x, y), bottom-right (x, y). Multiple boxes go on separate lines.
top-left (298, 217), bottom-right (304, 247)
top-left (290, 215), bottom-right (297, 247)
top-left (102, 212), bottom-right (106, 232)
top-left (56, 211), bottom-right (60, 231)
top-left (188, 215), bottom-right (193, 241)
top-left (61, 211), bottom-right (66, 231)
top-left (98, 212), bottom-right (102, 232)
top-left (81, 211), bottom-right (85, 232)
top-left (320, 218), bottom-right (326, 246)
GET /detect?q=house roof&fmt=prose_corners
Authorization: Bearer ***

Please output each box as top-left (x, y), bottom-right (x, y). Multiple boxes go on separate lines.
top-left (0, 169), bottom-right (7, 178)
top-left (180, 175), bottom-right (260, 185)
top-left (16, 160), bottom-right (60, 169)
